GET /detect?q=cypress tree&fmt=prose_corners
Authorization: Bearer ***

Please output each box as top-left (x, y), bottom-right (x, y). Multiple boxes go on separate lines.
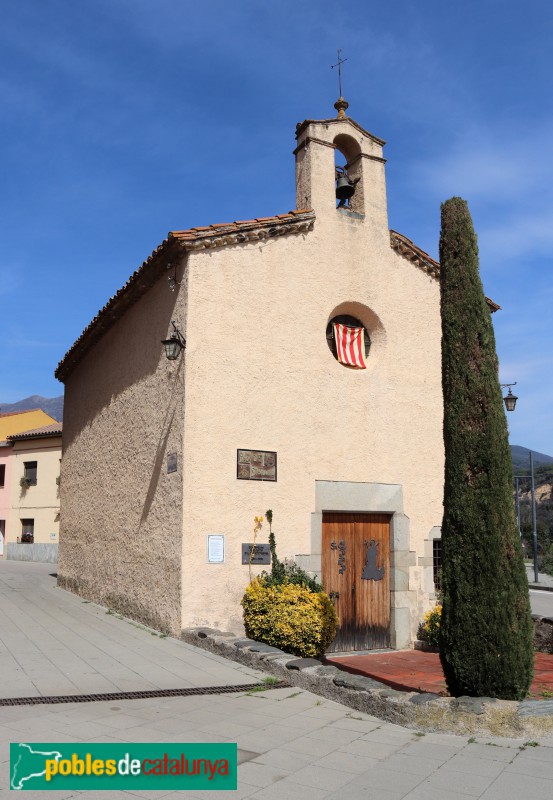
top-left (439, 197), bottom-right (533, 700)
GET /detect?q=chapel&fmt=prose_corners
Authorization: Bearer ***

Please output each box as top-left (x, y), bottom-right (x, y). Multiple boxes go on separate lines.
top-left (55, 98), bottom-right (497, 650)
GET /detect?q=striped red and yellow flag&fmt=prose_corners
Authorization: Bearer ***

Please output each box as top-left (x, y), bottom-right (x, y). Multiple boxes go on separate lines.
top-left (333, 323), bottom-right (367, 369)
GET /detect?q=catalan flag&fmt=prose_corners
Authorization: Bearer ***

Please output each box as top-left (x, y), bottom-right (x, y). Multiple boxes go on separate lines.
top-left (333, 323), bottom-right (367, 368)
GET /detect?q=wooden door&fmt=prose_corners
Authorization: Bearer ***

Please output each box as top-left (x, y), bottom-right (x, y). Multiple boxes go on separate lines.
top-left (322, 513), bottom-right (390, 652)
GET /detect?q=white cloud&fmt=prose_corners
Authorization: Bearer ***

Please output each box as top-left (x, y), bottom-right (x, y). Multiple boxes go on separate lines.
top-left (479, 208), bottom-right (553, 261)
top-left (414, 120), bottom-right (553, 200)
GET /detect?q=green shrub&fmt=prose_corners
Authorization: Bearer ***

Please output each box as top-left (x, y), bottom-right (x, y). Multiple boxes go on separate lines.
top-left (417, 605), bottom-right (442, 648)
top-left (242, 578), bottom-right (338, 658)
top-left (538, 545), bottom-right (553, 577)
top-left (259, 559), bottom-right (323, 593)
top-left (261, 509), bottom-right (323, 592)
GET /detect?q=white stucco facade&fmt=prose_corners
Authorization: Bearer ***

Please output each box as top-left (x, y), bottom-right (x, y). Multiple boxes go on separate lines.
top-left (57, 109), bottom-right (447, 645)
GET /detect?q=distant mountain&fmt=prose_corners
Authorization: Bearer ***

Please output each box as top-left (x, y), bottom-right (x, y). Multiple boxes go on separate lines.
top-left (511, 445), bottom-right (553, 473)
top-left (0, 395), bottom-right (64, 422)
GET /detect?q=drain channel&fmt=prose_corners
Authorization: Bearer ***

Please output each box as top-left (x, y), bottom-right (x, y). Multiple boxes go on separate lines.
top-left (0, 682), bottom-right (287, 707)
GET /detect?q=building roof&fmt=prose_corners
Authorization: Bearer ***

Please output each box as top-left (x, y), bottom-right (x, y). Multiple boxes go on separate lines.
top-left (55, 211), bottom-right (500, 383)
top-left (390, 230), bottom-right (501, 312)
top-left (0, 409), bottom-right (58, 442)
top-left (55, 210), bottom-right (315, 381)
top-left (0, 408), bottom-right (40, 418)
top-left (7, 422), bottom-right (63, 442)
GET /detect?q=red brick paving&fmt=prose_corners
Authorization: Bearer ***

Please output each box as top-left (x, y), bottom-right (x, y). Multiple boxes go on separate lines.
top-left (326, 650), bottom-right (553, 698)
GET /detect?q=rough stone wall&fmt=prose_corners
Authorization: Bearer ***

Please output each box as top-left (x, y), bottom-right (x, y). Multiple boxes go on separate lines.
top-left (57, 261), bottom-right (187, 636)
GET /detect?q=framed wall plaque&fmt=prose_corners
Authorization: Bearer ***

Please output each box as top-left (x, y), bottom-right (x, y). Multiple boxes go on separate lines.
top-left (237, 450), bottom-right (277, 481)
top-left (242, 543), bottom-right (271, 565)
top-left (207, 535), bottom-right (225, 563)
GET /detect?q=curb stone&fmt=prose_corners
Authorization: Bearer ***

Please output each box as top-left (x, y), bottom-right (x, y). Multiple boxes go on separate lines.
top-left (181, 627), bottom-right (553, 738)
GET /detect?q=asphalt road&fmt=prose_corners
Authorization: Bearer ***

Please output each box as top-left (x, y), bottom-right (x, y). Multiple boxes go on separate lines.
top-left (530, 589), bottom-right (553, 617)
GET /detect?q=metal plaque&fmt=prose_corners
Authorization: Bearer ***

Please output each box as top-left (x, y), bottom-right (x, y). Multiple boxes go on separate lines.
top-left (237, 450), bottom-right (277, 481)
top-left (167, 452), bottom-right (178, 473)
top-left (242, 543), bottom-right (271, 565)
top-left (361, 539), bottom-right (385, 581)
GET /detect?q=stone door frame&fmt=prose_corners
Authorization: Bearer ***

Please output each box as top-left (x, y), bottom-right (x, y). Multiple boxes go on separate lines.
top-left (295, 480), bottom-right (416, 650)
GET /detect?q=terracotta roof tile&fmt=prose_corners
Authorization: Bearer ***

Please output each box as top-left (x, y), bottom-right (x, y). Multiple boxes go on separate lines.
top-left (8, 422), bottom-right (63, 441)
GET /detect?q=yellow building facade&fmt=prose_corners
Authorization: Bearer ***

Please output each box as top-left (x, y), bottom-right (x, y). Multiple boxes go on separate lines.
top-left (6, 424), bottom-right (62, 546)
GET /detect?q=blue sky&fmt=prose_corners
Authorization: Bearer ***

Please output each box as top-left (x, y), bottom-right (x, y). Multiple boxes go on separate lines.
top-left (1, 0), bottom-right (551, 454)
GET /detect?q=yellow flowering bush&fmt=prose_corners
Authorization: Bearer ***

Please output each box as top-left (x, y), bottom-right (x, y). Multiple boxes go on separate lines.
top-left (242, 578), bottom-right (338, 658)
top-left (417, 605), bottom-right (442, 648)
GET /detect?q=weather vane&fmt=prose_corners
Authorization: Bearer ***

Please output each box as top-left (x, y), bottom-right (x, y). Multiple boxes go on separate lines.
top-left (331, 49), bottom-right (348, 99)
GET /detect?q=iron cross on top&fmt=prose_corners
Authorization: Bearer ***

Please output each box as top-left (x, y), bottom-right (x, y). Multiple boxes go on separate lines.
top-left (331, 49), bottom-right (348, 98)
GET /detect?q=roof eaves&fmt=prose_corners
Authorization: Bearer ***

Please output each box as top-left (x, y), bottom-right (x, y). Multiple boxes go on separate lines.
top-left (390, 230), bottom-right (501, 312)
top-left (55, 211), bottom-right (315, 382)
top-left (54, 235), bottom-right (184, 382)
top-left (170, 210), bottom-right (315, 251)
top-left (8, 425), bottom-right (63, 442)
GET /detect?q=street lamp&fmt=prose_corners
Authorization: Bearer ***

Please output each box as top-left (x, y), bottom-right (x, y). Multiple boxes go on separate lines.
top-left (161, 321), bottom-right (186, 361)
top-left (501, 382), bottom-right (518, 412)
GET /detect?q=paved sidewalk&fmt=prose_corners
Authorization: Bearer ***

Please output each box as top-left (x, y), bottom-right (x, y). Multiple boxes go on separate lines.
top-left (2, 685), bottom-right (553, 799)
top-left (2, 560), bottom-right (553, 799)
top-left (0, 561), bottom-right (261, 698)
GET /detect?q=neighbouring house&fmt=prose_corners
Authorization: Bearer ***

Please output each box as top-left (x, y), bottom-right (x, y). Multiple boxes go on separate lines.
top-left (0, 409), bottom-right (58, 557)
top-left (3, 423), bottom-right (62, 563)
top-left (55, 100), bottom-right (499, 650)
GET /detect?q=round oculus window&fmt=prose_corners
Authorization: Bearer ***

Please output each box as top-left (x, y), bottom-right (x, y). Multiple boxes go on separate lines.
top-left (326, 314), bottom-right (370, 368)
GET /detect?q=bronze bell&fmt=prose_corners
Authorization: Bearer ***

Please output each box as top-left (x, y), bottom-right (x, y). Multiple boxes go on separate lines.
top-left (336, 174), bottom-right (355, 202)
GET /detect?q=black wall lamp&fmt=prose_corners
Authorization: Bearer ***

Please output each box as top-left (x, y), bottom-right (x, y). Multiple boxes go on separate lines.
top-left (162, 321), bottom-right (186, 361)
top-left (500, 382), bottom-right (518, 412)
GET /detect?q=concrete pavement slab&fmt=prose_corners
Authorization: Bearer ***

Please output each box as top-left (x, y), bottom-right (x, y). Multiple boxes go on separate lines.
top-left (326, 786), bottom-right (406, 800)
top-left (374, 751), bottom-right (448, 777)
top-left (249, 746), bottom-right (318, 771)
top-left (423, 765), bottom-right (499, 796)
top-left (248, 779), bottom-right (329, 799)
top-left (0, 561), bottom-right (264, 699)
top-left (479, 771), bottom-right (553, 800)
top-left (403, 786), bottom-right (477, 800)
top-left (505, 755), bottom-right (553, 779)
top-left (440, 753), bottom-right (510, 778)
top-left (3, 560), bottom-right (553, 798)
